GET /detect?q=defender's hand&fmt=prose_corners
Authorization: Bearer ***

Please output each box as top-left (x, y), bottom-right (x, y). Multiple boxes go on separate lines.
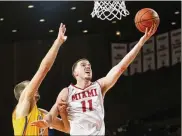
top-left (31, 119), bottom-right (49, 129)
top-left (56, 23), bottom-right (67, 44)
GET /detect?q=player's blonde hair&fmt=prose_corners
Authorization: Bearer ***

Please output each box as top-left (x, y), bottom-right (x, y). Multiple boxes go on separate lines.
top-left (14, 80), bottom-right (30, 101)
top-left (72, 58), bottom-right (89, 78)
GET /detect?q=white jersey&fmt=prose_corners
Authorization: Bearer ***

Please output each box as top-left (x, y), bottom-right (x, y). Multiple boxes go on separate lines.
top-left (67, 81), bottom-right (105, 135)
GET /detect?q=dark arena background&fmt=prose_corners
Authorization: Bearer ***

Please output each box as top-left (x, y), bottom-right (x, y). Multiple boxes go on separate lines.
top-left (0, 1), bottom-right (181, 136)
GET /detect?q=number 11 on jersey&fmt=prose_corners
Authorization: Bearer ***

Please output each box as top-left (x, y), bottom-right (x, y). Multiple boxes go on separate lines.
top-left (81, 99), bottom-right (93, 112)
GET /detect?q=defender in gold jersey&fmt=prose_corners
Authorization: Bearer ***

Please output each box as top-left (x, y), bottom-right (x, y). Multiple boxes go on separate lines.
top-left (12, 23), bottom-right (70, 136)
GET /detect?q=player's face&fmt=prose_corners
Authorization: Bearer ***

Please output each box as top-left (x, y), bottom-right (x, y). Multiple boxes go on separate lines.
top-left (75, 60), bottom-right (92, 81)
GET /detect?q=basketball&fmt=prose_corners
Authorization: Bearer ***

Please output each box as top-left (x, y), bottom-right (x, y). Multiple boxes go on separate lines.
top-left (135, 8), bottom-right (160, 33)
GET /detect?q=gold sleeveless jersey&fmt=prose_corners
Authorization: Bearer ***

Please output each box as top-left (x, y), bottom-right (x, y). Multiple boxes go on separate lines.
top-left (12, 105), bottom-right (48, 136)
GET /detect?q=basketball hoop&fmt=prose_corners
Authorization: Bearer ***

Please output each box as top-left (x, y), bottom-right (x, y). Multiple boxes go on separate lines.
top-left (91, 0), bottom-right (130, 21)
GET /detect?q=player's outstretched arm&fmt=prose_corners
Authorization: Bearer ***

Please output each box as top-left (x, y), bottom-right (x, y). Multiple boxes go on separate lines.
top-left (15, 23), bottom-right (67, 119)
top-left (20, 23), bottom-right (67, 102)
top-left (98, 24), bottom-right (157, 95)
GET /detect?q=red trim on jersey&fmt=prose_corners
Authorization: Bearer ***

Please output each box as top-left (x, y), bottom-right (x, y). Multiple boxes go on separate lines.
top-left (96, 80), bottom-right (105, 100)
top-left (96, 80), bottom-right (102, 89)
top-left (71, 82), bottom-right (93, 90)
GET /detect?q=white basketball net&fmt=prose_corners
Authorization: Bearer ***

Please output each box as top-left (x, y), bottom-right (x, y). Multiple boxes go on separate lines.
top-left (91, 0), bottom-right (130, 21)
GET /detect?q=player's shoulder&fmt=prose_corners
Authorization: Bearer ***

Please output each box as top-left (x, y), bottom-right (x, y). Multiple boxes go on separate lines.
top-left (93, 80), bottom-right (102, 87)
top-left (62, 87), bottom-right (69, 91)
top-left (59, 87), bottom-right (69, 96)
top-left (67, 83), bottom-right (76, 91)
top-left (57, 87), bottom-right (69, 101)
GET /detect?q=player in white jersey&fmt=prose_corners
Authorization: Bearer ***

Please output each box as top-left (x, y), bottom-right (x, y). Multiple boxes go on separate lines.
top-left (31, 25), bottom-right (157, 135)
top-left (66, 81), bottom-right (105, 135)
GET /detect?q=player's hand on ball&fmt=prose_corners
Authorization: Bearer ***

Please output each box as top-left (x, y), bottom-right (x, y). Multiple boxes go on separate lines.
top-left (31, 120), bottom-right (49, 129)
top-left (56, 23), bottom-right (67, 43)
top-left (140, 24), bottom-right (157, 43)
